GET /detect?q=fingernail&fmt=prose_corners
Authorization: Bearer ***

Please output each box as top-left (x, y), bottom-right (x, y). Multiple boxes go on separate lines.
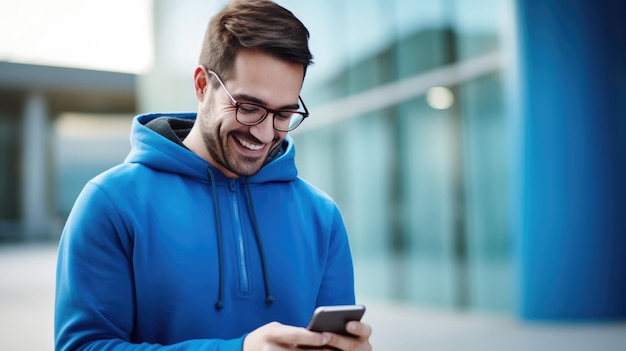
top-left (347, 322), bottom-right (357, 331)
top-left (322, 333), bottom-right (331, 343)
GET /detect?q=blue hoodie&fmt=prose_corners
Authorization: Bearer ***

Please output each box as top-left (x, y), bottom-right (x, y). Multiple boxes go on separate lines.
top-left (55, 113), bottom-right (355, 350)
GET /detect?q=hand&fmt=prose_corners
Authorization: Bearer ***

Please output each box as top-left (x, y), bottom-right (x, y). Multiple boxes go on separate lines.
top-left (322, 321), bottom-right (372, 351)
top-left (243, 321), bottom-right (331, 351)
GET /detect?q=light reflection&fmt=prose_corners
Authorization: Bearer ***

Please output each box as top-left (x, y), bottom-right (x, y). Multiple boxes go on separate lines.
top-left (426, 86), bottom-right (455, 110)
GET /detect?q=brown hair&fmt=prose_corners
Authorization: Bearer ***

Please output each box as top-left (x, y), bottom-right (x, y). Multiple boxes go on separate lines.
top-left (199, 0), bottom-right (313, 85)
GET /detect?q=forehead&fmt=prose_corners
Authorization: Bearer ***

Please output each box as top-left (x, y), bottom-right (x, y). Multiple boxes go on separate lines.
top-left (227, 49), bottom-right (304, 107)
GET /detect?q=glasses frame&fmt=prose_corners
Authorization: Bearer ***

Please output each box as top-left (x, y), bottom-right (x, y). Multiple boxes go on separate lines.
top-left (206, 68), bottom-right (309, 132)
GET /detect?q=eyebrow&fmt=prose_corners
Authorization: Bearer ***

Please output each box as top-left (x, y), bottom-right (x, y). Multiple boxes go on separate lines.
top-left (235, 93), bottom-right (301, 111)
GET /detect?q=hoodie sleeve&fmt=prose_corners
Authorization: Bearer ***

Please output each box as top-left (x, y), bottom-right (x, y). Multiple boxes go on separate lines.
top-left (54, 181), bottom-right (244, 351)
top-left (315, 204), bottom-right (356, 307)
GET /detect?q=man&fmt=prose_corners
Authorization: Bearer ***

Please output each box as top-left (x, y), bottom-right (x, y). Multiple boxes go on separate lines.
top-left (54, 1), bottom-right (372, 350)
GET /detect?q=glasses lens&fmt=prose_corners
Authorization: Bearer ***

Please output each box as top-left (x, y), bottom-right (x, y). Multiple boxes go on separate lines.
top-left (237, 103), bottom-right (266, 124)
top-left (272, 112), bottom-right (305, 132)
top-left (287, 113), bottom-right (304, 131)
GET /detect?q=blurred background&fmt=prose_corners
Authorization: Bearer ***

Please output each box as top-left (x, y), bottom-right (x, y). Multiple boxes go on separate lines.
top-left (1, 0), bottom-right (625, 349)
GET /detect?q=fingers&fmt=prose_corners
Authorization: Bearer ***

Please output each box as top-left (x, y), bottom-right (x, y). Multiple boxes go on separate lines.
top-left (243, 321), bottom-right (373, 351)
top-left (244, 322), bottom-right (332, 351)
top-left (346, 321), bottom-right (372, 340)
top-left (287, 328), bottom-right (330, 348)
top-left (322, 321), bottom-right (372, 351)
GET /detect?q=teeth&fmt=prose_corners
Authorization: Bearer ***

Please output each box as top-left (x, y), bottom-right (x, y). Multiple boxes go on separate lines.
top-left (236, 137), bottom-right (263, 151)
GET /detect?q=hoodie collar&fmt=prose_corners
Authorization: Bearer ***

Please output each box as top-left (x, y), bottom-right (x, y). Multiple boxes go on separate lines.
top-left (124, 113), bottom-right (298, 184)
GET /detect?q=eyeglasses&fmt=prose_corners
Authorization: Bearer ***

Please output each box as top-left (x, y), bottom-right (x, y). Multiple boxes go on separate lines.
top-left (207, 69), bottom-right (309, 132)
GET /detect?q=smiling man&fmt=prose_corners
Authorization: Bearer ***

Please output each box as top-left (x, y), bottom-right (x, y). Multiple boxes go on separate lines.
top-left (54, 1), bottom-right (372, 351)
top-left (185, 49), bottom-right (305, 178)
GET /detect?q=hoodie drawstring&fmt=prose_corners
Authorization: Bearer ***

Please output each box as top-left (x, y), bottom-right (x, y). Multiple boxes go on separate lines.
top-left (207, 167), bottom-right (225, 311)
top-left (245, 178), bottom-right (275, 306)
top-left (207, 167), bottom-right (274, 310)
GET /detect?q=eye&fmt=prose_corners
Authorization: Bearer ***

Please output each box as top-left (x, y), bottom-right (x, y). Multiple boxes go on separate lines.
top-left (238, 104), bottom-right (263, 115)
top-left (274, 112), bottom-right (292, 121)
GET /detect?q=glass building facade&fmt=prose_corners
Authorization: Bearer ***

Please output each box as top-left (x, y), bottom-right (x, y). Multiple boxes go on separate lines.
top-left (276, 0), bottom-right (514, 312)
top-left (1, 0), bottom-right (515, 313)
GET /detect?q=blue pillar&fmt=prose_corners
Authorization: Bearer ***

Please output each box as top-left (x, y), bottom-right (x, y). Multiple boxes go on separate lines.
top-left (516, 0), bottom-right (626, 320)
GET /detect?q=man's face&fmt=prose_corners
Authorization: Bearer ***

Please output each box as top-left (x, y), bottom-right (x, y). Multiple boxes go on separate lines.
top-left (197, 49), bottom-right (304, 177)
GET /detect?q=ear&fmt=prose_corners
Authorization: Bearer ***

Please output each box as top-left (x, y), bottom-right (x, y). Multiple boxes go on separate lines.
top-left (194, 66), bottom-right (209, 102)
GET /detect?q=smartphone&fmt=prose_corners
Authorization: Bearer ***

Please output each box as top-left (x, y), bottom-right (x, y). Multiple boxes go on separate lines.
top-left (307, 304), bottom-right (366, 336)
top-left (299, 304), bottom-right (366, 349)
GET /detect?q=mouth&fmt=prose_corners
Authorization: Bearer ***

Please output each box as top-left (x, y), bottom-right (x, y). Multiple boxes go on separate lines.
top-left (235, 136), bottom-right (264, 151)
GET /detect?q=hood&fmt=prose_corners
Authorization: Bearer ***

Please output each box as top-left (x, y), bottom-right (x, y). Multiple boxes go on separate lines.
top-left (124, 112), bottom-right (299, 184)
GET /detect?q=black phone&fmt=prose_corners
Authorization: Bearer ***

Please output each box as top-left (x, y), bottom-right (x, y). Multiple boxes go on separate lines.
top-left (299, 304), bottom-right (366, 350)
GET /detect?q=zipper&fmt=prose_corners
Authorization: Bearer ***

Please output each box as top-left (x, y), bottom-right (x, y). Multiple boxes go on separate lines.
top-left (228, 178), bottom-right (249, 293)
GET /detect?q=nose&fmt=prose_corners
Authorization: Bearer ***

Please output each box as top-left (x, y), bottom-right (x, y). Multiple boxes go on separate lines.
top-left (249, 112), bottom-right (277, 144)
